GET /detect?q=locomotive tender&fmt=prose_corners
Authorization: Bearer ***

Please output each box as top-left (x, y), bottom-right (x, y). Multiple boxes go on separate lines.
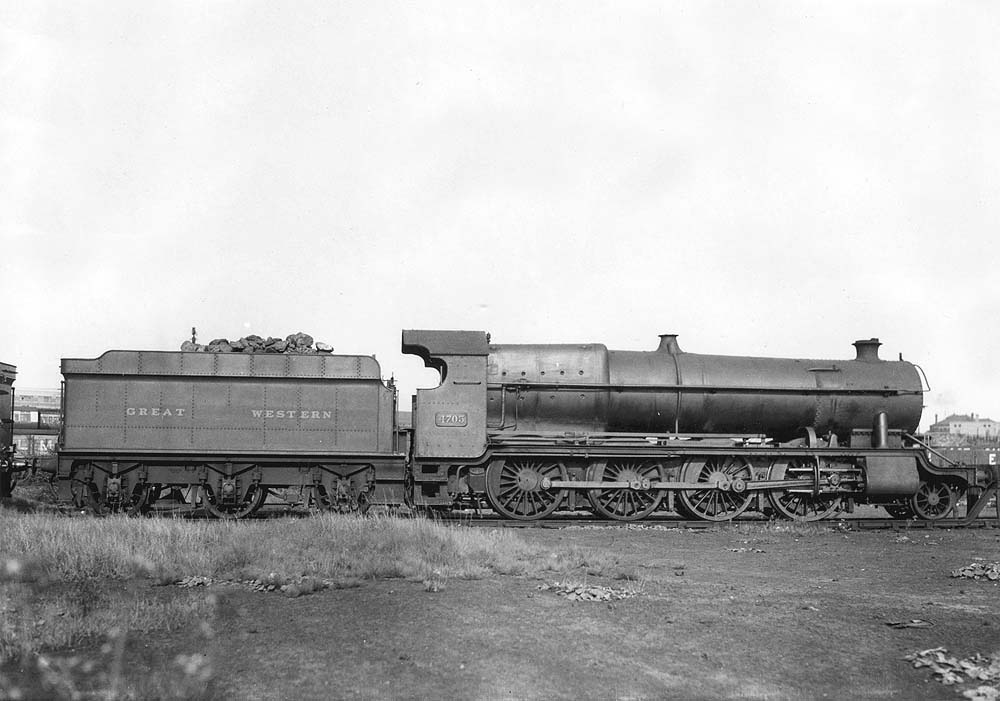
top-left (36, 331), bottom-right (993, 521)
top-left (55, 351), bottom-right (404, 518)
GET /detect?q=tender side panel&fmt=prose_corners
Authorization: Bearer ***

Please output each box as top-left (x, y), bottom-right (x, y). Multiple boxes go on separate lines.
top-left (60, 352), bottom-right (395, 455)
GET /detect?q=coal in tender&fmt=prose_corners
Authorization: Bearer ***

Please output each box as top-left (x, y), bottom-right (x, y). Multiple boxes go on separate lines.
top-left (180, 332), bottom-right (333, 354)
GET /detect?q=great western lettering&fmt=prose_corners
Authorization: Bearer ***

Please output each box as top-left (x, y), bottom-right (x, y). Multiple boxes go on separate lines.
top-left (124, 407), bottom-right (333, 419)
top-left (126, 407), bottom-right (186, 417)
top-left (250, 409), bottom-right (333, 419)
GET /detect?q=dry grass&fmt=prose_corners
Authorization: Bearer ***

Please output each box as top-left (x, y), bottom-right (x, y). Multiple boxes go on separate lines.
top-left (0, 511), bottom-right (586, 584)
top-left (1, 511), bottom-right (596, 698)
top-left (0, 511), bottom-right (589, 664)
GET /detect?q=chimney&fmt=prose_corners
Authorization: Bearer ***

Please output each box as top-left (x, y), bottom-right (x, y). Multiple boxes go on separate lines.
top-left (853, 338), bottom-right (882, 362)
top-left (657, 334), bottom-right (681, 354)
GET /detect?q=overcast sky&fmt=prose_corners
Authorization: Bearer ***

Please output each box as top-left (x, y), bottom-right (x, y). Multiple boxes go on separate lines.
top-left (3, 1), bottom-right (998, 429)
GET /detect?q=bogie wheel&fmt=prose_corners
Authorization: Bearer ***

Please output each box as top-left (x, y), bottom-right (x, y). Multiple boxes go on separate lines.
top-left (767, 461), bottom-right (841, 522)
top-left (909, 481), bottom-right (957, 520)
top-left (677, 457), bottom-right (754, 521)
top-left (485, 458), bottom-right (567, 521)
top-left (204, 483), bottom-right (268, 519)
top-left (587, 460), bottom-right (665, 521)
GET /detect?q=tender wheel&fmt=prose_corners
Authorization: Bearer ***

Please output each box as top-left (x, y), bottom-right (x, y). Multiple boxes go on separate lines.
top-left (74, 481), bottom-right (105, 515)
top-left (204, 482), bottom-right (267, 519)
top-left (909, 481), bottom-right (957, 520)
top-left (767, 461), bottom-right (841, 522)
top-left (485, 458), bottom-right (566, 521)
top-left (587, 460), bottom-right (665, 521)
top-left (125, 483), bottom-right (158, 516)
top-left (311, 484), bottom-right (372, 514)
top-left (677, 457), bottom-right (754, 522)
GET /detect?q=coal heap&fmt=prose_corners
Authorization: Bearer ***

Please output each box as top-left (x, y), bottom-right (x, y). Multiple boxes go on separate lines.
top-left (181, 332), bottom-right (333, 354)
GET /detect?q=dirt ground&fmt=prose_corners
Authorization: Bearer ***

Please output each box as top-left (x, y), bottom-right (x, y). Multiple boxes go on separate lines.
top-left (8, 523), bottom-right (1000, 700)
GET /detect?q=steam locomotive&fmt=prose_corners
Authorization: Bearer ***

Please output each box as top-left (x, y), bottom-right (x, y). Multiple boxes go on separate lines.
top-left (4, 331), bottom-right (996, 521)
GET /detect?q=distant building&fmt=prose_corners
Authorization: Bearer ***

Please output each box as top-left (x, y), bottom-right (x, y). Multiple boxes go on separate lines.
top-left (13, 388), bottom-right (61, 460)
top-left (927, 413), bottom-right (999, 445)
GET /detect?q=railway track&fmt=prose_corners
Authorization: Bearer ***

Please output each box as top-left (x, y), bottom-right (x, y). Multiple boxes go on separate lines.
top-left (435, 514), bottom-right (1000, 530)
top-left (37, 500), bottom-right (1000, 529)
top-left (47, 488), bottom-right (999, 529)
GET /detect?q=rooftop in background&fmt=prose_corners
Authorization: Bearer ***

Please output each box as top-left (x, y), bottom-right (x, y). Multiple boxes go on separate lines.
top-left (930, 413), bottom-right (997, 427)
top-left (927, 413), bottom-right (999, 446)
top-left (15, 388), bottom-right (61, 410)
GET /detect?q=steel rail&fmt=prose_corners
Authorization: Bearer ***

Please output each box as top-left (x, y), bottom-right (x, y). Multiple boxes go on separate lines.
top-left (439, 515), bottom-right (1000, 530)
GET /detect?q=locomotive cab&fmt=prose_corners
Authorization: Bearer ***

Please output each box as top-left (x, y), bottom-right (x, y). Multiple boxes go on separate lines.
top-left (401, 330), bottom-right (490, 507)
